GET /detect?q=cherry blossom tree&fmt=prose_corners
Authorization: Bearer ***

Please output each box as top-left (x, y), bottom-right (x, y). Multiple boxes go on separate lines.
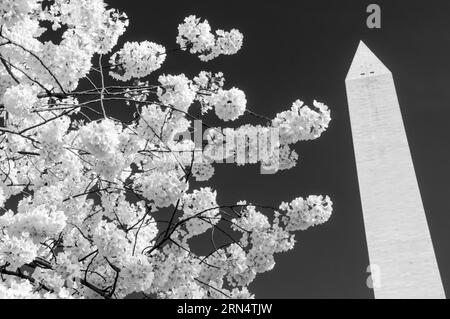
top-left (0, 0), bottom-right (333, 299)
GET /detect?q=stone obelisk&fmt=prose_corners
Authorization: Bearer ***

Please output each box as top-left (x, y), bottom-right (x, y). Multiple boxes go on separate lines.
top-left (345, 41), bottom-right (445, 299)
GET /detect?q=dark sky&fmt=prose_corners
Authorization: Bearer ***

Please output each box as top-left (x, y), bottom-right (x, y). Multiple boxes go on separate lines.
top-left (102, 0), bottom-right (450, 298)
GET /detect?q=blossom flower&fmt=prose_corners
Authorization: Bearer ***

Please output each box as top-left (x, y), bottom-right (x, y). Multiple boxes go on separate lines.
top-left (229, 287), bottom-right (254, 299)
top-left (0, 233), bottom-right (39, 269)
top-left (212, 87), bottom-right (247, 121)
top-left (226, 243), bottom-right (248, 274)
top-left (279, 195), bottom-right (333, 231)
top-left (181, 187), bottom-right (219, 238)
top-left (50, 0), bottom-right (128, 54)
top-left (32, 268), bottom-right (65, 292)
top-left (54, 252), bottom-right (82, 288)
top-left (176, 15), bottom-right (215, 57)
top-left (0, 0), bottom-right (39, 27)
top-left (38, 117), bottom-right (70, 163)
top-left (116, 256), bottom-right (155, 296)
top-left (231, 205), bottom-right (270, 233)
top-left (134, 171), bottom-right (188, 209)
top-left (193, 71), bottom-right (225, 92)
top-left (0, 280), bottom-right (40, 299)
top-left (164, 281), bottom-right (205, 299)
top-left (176, 15), bottom-right (243, 61)
top-left (278, 144), bottom-right (299, 171)
top-left (157, 74), bottom-right (196, 113)
top-left (109, 41), bottom-right (166, 81)
top-left (92, 153), bottom-right (129, 180)
top-left (191, 162), bottom-right (215, 181)
top-left (78, 119), bottom-right (121, 160)
top-left (137, 104), bottom-right (190, 143)
top-left (93, 220), bottom-right (130, 260)
top-left (1, 84), bottom-right (38, 118)
top-left (193, 71), bottom-right (225, 114)
top-left (212, 29), bottom-right (244, 57)
top-left (3, 205), bottom-right (67, 242)
top-left (272, 99), bottom-right (331, 145)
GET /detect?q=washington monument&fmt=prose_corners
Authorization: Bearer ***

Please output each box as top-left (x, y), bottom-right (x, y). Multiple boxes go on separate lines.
top-left (345, 41), bottom-right (445, 299)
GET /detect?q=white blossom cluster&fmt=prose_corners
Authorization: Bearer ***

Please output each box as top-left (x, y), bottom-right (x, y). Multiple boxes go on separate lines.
top-left (176, 15), bottom-right (243, 61)
top-left (279, 195), bottom-right (333, 231)
top-left (157, 74), bottom-right (196, 113)
top-left (193, 71), bottom-right (225, 114)
top-left (181, 187), bottom-right (219, 238)
top-left (0, 233), bottom-right (38, 270)
top-left (78, 119), bottom-right (121, 161)
top-left (193, 196), bottom-right (333, 293)
top-left (212, 88), bottom-right (247, 122)
top-left (134, 171), bottom-right (188, 209)
top-left (109, 41), bottom-right (166, 81)
top-left (272, 99), bottom-right (331, 145)
top-left (0, 278), bottom-right (79, 299)
top-left (191, 162), bottom-right (215, 181)
top-left (0, 0), bottom-right (39, 28)
top-left (193, 71), bottom-right (225, 92)
top-left (77, 119), bottom-right (132, 179)
top-left (137, 104), bottom-right (190, 144)
top-left (0, 3), bottom-right (333, 299)
top-left (39, 117), bottom-right (71, 164)
top-left (0, 0), bottom-right (129, 92)
top-left (1, 83), bottom-right (38, 118)
top-left (1, 206), bottom-right (67, 242)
